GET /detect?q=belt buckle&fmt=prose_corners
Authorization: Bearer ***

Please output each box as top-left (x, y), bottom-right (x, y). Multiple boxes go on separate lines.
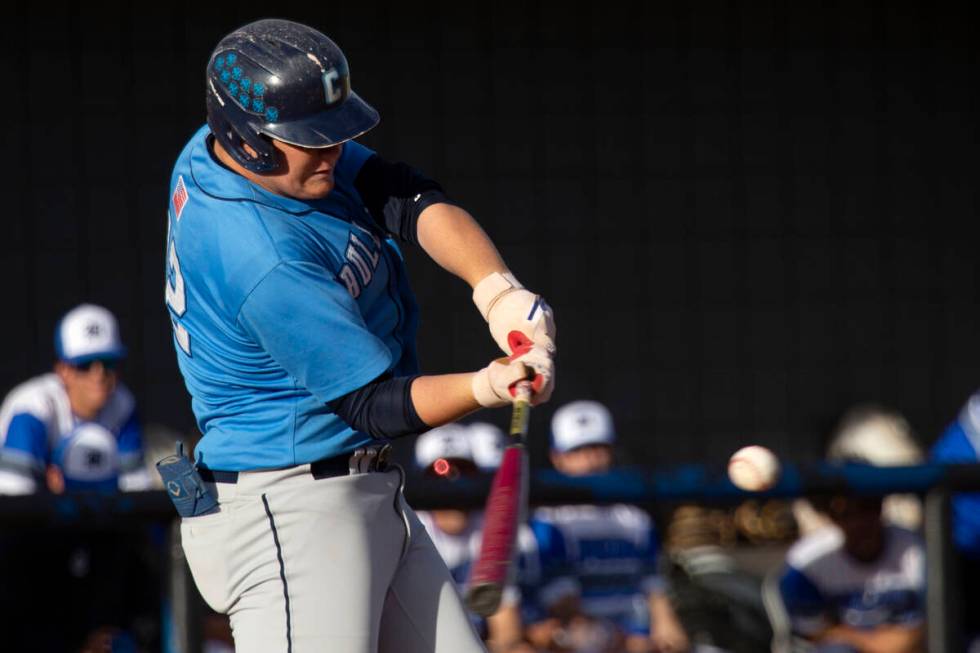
top-left (348, 444), bottom-right (392, 475)
top-left (348, 448), bottom-right (366, 475)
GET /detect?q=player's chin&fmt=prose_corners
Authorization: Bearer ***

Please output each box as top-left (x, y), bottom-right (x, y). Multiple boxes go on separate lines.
top-left (298, 174), bottom-right (335, 199)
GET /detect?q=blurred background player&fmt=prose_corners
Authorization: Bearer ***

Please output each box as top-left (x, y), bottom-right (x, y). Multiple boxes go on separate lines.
top-left (930, 390), bottom-right (980, 650)
top-left (414, 424), bottom-right (530, 652)
top-left (469, 420), bottom-right (508, 471)
top-left (792, 405), bottom-right (925, 537)
top-left (773, 451), bottom-right (926, 653)
top-left (659, 504), bottom-right (773, 653)
top-left (0, 304), bottom-right (156, 651)
top-left (0, 303), bottom-right (150, 494)
top-left (528, 400), bottom-right (690, 653)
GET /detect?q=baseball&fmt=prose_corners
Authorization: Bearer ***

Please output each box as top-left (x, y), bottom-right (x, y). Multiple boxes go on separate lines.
top-left (728, 445), bottom-right (781, 492)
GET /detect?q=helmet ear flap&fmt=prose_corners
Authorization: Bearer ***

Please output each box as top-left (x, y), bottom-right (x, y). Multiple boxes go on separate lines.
top-left (232, 128), bottom-right (279, 173)
top-left (206, 89), bottom-right (281, 173)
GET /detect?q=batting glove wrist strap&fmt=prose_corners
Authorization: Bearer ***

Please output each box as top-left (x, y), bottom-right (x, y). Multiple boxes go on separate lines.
top-left (472, 271), bottom-right (523, 321)
top-left (473, 272), bottom-right (557, 356)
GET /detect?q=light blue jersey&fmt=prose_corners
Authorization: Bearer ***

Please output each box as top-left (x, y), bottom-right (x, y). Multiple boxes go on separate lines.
top-left (165, 126), bottom-right (419, 471)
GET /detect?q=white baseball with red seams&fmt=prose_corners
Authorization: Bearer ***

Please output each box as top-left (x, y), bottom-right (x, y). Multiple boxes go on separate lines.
top-left (728, 445), bottom-right (781, 491)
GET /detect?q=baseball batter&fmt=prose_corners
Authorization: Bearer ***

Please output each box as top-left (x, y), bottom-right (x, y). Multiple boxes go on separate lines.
top-left (164, 19), bottom-right (556, 653)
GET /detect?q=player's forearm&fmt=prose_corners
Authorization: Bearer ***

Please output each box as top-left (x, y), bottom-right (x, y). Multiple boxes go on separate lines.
top-left (817, 624), bottom-right (925, 653)
top-left (410, 373), bottom-right (482, 426)
top-left (486, 603), bottom-right (525, 651)
top-left (417, 203), bottom-right (508, 288)
top-left (649, 592), bottom-right (691, 652)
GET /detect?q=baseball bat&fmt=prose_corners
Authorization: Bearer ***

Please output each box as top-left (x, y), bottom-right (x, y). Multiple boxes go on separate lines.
top-left (465, 331), bottom-right (533, 617)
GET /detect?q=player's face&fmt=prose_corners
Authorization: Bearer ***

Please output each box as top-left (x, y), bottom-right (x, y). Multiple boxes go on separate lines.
top-left (432, 509), bottom-right (470, 535)
top-left (56, 359), bottom-right (118, 420)
top-left (550, 444), bottom-right (614, 476)
top-left (828, 495), bottom-right (885, 563)
top-left (264, 139), bottom-right (344, 200)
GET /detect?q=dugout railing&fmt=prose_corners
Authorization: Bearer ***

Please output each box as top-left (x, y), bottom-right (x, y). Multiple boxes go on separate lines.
top-left (1, 462), bottom-right (978, 653)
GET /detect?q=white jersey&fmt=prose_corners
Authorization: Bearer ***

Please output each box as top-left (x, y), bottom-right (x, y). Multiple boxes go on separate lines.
top-left (0, 373), bottom-right (148, 493)
top-left (416, 510), bottom-right (484, 590)
top-left (778, 525), bottom-right (925, 635)
top-left (531, 504), bottom-right (662, 634)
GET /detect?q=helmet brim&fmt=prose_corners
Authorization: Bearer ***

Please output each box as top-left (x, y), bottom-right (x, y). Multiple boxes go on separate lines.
top-left (258, 92), bottom-right (379, 148)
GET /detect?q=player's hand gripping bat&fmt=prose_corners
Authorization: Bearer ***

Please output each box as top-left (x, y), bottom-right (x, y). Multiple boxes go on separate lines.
top-left (465, 331), bottom-right (534, 617)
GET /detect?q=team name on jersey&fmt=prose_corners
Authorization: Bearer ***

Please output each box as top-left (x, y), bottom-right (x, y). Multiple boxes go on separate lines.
top-left (339, 228), bottom-right (382, 299)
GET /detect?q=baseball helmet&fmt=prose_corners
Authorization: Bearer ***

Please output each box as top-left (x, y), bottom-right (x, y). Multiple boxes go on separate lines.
top-left (206, 18), bottom-right (379, 173)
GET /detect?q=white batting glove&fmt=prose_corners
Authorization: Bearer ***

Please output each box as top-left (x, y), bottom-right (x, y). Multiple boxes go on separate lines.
top-left (473, 272), bottom-right (557, 356)
top-left (472, 345), bottom-right (555, 408)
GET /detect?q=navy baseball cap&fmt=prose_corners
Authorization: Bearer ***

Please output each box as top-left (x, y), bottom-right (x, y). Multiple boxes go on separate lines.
top-left (54, 304), bottom-right (127, 365)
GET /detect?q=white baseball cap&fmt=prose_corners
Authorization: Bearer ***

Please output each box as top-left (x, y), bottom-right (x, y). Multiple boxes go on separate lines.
top-left (468, 422), bottom-right (507, 470)
top-left (828, 406), bottom-right (923, 465)
top-left (55, 422), bottom-right (120, 489)
top-left (550, 400), bottom-right (616, 453)
top-left (415, 424), bottom-right (474, 470)
top-left (55, 304), bottom-right (127, 365)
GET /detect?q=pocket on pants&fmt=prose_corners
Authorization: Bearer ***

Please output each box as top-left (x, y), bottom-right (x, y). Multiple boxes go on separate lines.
top-left (181, 508), bottom-right (233, 613)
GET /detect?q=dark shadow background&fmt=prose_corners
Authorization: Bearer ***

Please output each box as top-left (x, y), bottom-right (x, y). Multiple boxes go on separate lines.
top-left (2, 0), bottom-right (978, 468)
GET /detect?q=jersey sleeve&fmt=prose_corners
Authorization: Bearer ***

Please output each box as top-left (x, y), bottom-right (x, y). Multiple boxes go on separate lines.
top-left (353, 153), bottom-right (450, 244)
top-left (529, 519), bottom-right (581, 613)
top-left (778, 564), bottom-right (830, 636)
top-left (1, 412), bottom-right (49, 475)
top-left (238, 260), bottom-right (393, 403)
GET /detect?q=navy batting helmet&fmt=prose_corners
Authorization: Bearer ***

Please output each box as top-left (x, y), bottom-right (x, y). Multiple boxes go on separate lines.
top-left (206, 19), bottom-right (379, 173)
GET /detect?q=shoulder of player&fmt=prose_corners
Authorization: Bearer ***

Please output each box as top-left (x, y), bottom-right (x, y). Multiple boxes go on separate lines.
top-left (786, 526), bottom-right (845, 571)
top-left (336, 139), bottom-right (375, 185)
top-left (0, 373), bottom-right (64, 425)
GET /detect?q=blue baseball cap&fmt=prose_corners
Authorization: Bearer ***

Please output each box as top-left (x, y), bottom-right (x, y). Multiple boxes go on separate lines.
top-left (54, 304), bottom-right (127, 365)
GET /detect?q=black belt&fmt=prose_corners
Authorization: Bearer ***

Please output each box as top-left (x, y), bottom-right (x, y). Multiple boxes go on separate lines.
top-left (198, 445), bottom-right (390, 484)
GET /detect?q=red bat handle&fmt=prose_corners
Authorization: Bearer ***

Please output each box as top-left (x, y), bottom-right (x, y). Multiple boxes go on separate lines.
top-left (465, 445), bottom-right (527, 616)
top-left (465, 332), bottom-right (534, 616)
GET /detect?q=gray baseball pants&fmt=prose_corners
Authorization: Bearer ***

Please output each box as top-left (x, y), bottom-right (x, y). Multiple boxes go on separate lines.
top-left (181, 463), bottom-right (486, 653)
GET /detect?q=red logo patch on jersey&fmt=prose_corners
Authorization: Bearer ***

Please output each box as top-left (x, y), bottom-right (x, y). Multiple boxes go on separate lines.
top-left (171, 175), bottom-right (189, 220)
